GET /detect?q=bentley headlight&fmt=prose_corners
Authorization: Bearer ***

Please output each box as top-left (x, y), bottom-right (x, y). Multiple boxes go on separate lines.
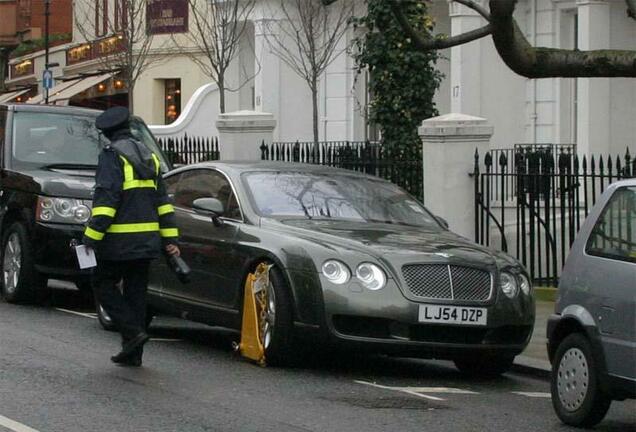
top-left (356, 263), bottom-right (386, 291)
top-left (322, 260), bottom-right (350, 284)
top-left (500, 272), bottom-right (519, 298)
top-left (37, 196), bottom-right (92, 224)
top-left (519, 274), bottom-right (532, 296)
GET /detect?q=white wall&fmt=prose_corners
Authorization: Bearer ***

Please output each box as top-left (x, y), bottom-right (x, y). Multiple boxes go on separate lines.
top-left (134, 53), bottom-right (215, 125)
top-left (608, 0), bottom-right (636, 157)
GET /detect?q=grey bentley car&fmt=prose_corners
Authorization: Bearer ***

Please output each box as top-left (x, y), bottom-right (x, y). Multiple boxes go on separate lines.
top-left (129, 162), bottom-right (535, 374)
top-left (548, 179), bottom-right (635, 427)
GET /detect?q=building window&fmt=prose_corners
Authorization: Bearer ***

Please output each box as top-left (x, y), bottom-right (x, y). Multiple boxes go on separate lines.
top-left (95, 0), bottom-right (108, 37)
top-left (164, 79), bottom-right (181, 124)
top-left (114, 0), bottom-right (127, 31)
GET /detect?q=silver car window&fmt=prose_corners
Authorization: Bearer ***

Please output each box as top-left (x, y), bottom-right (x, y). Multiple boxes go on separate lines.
top-left (586, 186), bottom-right (636, 264)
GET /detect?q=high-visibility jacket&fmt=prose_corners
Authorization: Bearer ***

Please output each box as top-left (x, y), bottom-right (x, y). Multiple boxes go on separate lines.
top-left (82, 137), bottom-right (179, 261)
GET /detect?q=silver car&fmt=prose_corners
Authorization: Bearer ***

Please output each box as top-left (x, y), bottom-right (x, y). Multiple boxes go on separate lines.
top-left (547, 179), bottom-right (636, 427)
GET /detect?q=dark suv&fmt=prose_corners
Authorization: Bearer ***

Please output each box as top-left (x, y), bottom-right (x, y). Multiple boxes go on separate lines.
top-left (0, 103), bottom-right (170, 303)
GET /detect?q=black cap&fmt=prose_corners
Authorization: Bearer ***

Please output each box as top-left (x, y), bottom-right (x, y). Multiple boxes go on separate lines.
top-left (95, 106), bottom-right (130, 132)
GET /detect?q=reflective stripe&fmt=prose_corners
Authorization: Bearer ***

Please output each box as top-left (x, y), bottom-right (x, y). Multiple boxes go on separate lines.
top-left (122, 179), bottom-right (156, 190)
top-left (84, 227), bottom-right (105, 240)
top-left (157, 204), bottom-right (174, 216)
top-left (120, 156), bottom-right (134, 181)
top-left (107, 222), bottom-right (160, 233)
top-left (160, 228), bottom-right (179, 238)
top-left (120, 155), bottom-right (157, 190)
top-left (152, 154), bottom-right (160, 176)
top-left (92, 206), bottom-right (117, 217)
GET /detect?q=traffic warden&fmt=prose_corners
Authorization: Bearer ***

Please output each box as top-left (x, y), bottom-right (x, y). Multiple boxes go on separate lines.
top-left (82, 106), bottom-right (180, 367)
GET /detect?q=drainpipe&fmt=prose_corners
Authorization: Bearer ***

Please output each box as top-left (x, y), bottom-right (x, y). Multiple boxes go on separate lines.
top-left (530, 0), bottom-right (538, 143)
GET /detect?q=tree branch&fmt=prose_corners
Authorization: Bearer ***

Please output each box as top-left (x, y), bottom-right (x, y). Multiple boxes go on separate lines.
top-left (627, 0), bottom-right (636, 20)
top-left (489, 0), bottom-right (636, 78)
top-left (388, 2), bottom-right (491, 50)
top-left (453, 0), bottom-right (491, 21)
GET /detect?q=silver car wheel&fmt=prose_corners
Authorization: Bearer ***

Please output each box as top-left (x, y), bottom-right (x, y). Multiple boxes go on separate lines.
top-left (557, 347), bottom-right (590, 412)
top-left (263, 281), bottom-right (276, 349)
top-left (3, 233), bottom-right (22, 295)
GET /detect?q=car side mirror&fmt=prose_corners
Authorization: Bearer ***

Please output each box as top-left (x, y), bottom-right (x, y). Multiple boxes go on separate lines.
top-left (435, 216), bottom-right (449, 229)
top-left (192, 197), bottom-right (225, 227)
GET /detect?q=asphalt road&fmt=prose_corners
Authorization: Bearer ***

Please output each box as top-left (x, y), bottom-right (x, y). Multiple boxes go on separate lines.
top-left (1, 287), bottom-right (634, 432)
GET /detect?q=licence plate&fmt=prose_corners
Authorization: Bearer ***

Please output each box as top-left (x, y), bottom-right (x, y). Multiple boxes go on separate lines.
top-left (418, 305), bottom-right (487, 326)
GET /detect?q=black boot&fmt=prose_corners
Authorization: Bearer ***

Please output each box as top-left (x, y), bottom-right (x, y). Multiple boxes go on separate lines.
top-left (111, 332), bottom-right (149, 365)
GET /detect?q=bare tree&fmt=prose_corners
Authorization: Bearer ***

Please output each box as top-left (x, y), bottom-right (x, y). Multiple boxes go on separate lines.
top-left (266, 0), bottom-right (354, 143)
top-left (323, 0), bottom-right (636, 78)
top-left (180, 0), bottom-right (256, 113)
top-left (74, 0), bottom-right (163, 112)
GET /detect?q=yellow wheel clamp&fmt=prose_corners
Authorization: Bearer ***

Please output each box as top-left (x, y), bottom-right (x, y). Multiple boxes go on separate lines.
top-left (236, 263), bottom-right (271, 366)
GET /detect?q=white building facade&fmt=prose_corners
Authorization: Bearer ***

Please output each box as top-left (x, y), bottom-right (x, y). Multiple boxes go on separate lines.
top-left (427, 0), bottom-right (636, 157)
top-left (250, 0), bottom-right (636, 156)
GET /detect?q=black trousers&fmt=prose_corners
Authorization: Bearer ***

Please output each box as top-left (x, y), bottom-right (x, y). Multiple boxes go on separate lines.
top-left (93, 259), bottom-right (151, 353)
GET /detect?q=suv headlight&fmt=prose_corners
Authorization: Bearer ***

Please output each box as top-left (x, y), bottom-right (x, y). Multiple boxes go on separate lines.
top-left (322, 260), bottom-right (350, 284)
top-left (519, 274), bottom-right (532, 296)
top-left (500, 272), bottom-right (519, 298)
top-left (356, 263), bottom-right (386, 290)
top-left (36, 196), bottom-right (91, 224)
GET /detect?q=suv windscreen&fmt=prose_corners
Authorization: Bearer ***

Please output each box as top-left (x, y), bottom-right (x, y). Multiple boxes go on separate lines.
top-left (10, 111), bottom-right (169, 171)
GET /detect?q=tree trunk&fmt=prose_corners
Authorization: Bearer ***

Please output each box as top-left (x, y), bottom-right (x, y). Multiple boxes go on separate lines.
top-left (128, 81), bottom-right (135, 114)
top-left (219, 75), bottom-right (226, 113)
top-left (0, 50), bottom-right (7, 92)
top-left (311, 77), bottom-right (319, 145)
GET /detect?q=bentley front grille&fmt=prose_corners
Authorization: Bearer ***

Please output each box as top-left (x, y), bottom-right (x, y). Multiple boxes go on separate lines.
top-left (401, 264), bottom-right (492, 302)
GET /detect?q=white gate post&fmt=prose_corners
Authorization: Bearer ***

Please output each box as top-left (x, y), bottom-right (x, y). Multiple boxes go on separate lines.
top-left (216, 110), bottom-right (277, 160)
top-left (419, 113), bottom-right (493, 239)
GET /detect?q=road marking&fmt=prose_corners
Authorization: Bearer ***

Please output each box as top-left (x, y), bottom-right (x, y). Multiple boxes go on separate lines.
top-left (513, 392), bottom-right (551, 398)
top-left (400, 387), bottom-right (478, 394)
top-left (55, 308), bottom-right (97, 320)
top-left (354, 380), bottom-right (446, 401)
top-left (0, 414), bottom-right (40, 432)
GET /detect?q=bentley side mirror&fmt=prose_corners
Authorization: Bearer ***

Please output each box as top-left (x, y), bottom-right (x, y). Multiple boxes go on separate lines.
top-left (435, 215), bottom-right (449, 229)
top-left (192, 197), bottom-right (225, 227)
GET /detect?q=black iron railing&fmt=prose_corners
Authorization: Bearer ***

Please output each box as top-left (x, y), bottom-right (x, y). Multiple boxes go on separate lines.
top-left (474, 146), bottom-right (634, 286)
top-left (157, 135), bottom-right (220, 166)
top-left (260, 140), bottom-right (423, 201)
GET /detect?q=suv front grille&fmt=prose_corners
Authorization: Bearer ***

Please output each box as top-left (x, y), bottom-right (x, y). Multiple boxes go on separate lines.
top-left (402, 264), bottom-right (492, 302)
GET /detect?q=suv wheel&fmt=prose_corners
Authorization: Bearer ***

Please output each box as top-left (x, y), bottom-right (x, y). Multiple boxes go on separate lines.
top-left (1, 222), bottom-right (47, 303)
top-left (551, 333), bottom-right (612, 427)
top-left (454, 354), bottom-right (515, 377)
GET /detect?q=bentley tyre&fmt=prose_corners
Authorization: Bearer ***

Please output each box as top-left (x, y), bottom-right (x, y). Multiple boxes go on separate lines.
top-left (1, 222), bottom-right (47, 304)
top-left (259, 265), bottom-right (294, 366)
top-left (454, 353), bottom-right (515, 377)
top-left (551, 333), bottom-right (611, 427)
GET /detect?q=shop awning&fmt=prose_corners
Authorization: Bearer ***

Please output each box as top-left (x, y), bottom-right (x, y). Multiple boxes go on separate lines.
top-left (27, 78), bottom-right (82, 104)
top-left (48, 72), bottom-right (114, 105)
top-left (0, 88), bottom-right (31, 104)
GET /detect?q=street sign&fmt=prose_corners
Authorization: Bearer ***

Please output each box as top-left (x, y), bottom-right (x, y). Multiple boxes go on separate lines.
top-left (43, 69), bottom-right (54, 90)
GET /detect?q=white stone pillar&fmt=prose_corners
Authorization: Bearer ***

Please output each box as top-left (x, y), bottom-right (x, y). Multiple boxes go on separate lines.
top-left (449, 1), bottom-right (484, 115)
top-left (576, 0), bottom-right (610, 156)
top-left (419, 113), bottom-right (493, 238)
top-left (216, 110), bottom-right (277, 161)
top-left (253, 19), bottom-right (281, 141)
